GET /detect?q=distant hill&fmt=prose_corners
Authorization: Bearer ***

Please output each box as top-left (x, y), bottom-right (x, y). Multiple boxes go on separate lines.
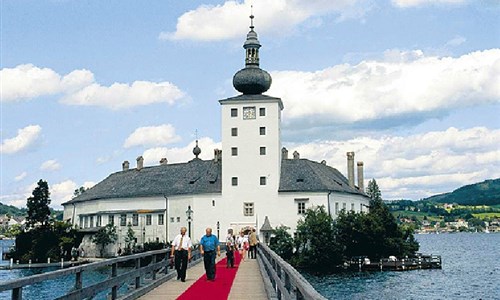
top-left (0, 202), bottom-right (26, 216)
top-left (424, 178), bottom-right (500, 206)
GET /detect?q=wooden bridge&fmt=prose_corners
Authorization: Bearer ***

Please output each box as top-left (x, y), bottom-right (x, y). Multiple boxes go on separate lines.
top-left (0, 244), bottom-right (326, 300)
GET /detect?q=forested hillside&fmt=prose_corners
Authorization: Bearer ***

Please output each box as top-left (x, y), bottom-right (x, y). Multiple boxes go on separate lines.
top-left (424, 179), bottom-right (500, 205)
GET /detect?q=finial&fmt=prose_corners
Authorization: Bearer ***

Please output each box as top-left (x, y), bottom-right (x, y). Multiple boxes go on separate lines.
top-left (250, 6), bottom-right (254, 30)
top-left (193, 139), bottom-right (201, 158)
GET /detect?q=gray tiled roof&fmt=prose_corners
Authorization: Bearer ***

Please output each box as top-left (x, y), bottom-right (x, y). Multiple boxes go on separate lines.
top-left (64, 157), bottom-right (365, 205)
top-left (64, 159), bottom-right (222, 204)
top-left (279, 159), bottom-right (365, 195)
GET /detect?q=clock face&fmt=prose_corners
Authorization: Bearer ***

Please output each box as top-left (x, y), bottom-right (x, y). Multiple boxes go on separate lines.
top-left (243, 107), bottom-right (256, 120)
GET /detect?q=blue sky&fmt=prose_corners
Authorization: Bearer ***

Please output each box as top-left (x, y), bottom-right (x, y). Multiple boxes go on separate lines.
top-left (1, 0), bottom-right (499, 208)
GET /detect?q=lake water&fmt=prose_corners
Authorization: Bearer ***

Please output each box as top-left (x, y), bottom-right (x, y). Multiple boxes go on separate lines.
top-left (305, 233), bottom-right (499, 300)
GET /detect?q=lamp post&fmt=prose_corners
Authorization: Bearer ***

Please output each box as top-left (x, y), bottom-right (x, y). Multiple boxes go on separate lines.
top-left (216, 221), bottom-right (220, 238)
top-left (186, 205), bottom-right (193, 238)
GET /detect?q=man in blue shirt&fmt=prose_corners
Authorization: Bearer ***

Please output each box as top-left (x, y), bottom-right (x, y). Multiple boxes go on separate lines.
top-left (199, 227), bottom-right (220, 281)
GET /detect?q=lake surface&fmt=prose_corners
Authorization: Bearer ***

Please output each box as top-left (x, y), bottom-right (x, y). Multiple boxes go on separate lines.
top-left (305, 233), bottom-right (499, 300)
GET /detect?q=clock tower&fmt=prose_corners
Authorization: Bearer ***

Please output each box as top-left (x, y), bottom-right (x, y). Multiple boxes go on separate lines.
top-left (219, 14), bottom-right (284, 227)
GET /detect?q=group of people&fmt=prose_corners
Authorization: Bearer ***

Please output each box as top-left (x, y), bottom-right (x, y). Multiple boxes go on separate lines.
top-left (170, 226), bottom-right (259, 282)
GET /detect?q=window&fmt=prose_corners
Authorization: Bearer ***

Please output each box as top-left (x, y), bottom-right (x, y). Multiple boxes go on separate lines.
top-left (260, 147), bottom-right (266, 155)
top-left (120, 214), bottom-right (127, 226)
top-left (79, 217), bottom-right (83, 228)
top-left (90, 216), bottom-right (94, 228)
top-left (343, 203), bottom-right (347, 211)
top-left (244, 202), bottom-right (254, 216)
top-left (170, 217), bottom-right (175, 223)
top-left (351, 203), bottom-right (355, 211)
top-left (84, 216), bottom-right (89, 228)
top-left (158, 214), bottom-right (164, 225)
top-left (335, 203), bottom-right (339, 214)
top-left (231, 128), bottom-right (238, 136)
top-left (96, 215), bottom-right (102, 227)
top-left (177, 217), bottom-right (181, 223)
top-left (212, 200), bottom-right (216, 207)
top-left (260, 176), bottom-right (267, 186)
top-left (360, 203), bottom-right (363, 212)
top-left (132, 214), bottom-right (139, 226)
top-left (298, 202), bottom-right (306, 214)
top-left (231, 108), bottom-right (238, 117)
top-left (259, 127), bottom-right (266, 135)
top-left (259, 107), bottom-right (266, 116)
top-left (108, 214), bottom-right (114, 225)
top-left (146, 214), bottom-right (152, 225)
top-left (232, 177), bottom-right (238, 186)
top-left (231, 147), bottom-right (238, 156)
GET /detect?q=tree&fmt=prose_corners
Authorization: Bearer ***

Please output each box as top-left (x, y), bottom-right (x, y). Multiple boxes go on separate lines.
top-left (73, 186), bottom-right (88, 198)
top-left (124, 223), bottom-right (136, 254)
top-left (26, 180), bottom-right (51, 227)
top-left (92, 224), bottom-right (118, 257)
top-left (366, 178), bottom-right (382, 202)
top-left (294, 206), bottom-right (342, 272)
top-left (269, 225), bottom-right (294, 260)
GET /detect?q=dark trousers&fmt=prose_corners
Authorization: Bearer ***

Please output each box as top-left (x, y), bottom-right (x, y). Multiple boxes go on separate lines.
top-left (203, 251), bottom-right (216, 280)
top-left (226, 249), bottom-right (234, 268)
top-left (249, 245), bottom-right (257, 259)
top-left (174, 250), bottom-right (188, 280)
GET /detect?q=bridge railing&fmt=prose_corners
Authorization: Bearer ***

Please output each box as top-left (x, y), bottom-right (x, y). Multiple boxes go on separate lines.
top-left (256, 243), bottom-right (327, 300)
top-left (0, 248), bottom-right (203, 300)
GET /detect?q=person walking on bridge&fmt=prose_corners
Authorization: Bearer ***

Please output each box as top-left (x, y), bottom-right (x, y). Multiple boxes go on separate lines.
top-left (200, 227), bottom-right (220, 281)
top-left (171, 227), bottom-right (192, 282)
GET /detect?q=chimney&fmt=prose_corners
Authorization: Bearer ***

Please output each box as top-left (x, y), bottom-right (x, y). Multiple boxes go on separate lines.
top-left (357, 161), bottom-right (364, 192)
top-left (214, 149), bottom-right (222, 162)
top-left (136, 156), bottom-right (144, 170)
top-left (347, 152), bottom-right (355, 188)
top-left (122, 160), bottom-right (129, 171)
top-left (293, 151), bottom-right (300, 160)
top-left (282, 147), bottom-right (288, 159)
top-left (159, 158), bottom-right (168, 165)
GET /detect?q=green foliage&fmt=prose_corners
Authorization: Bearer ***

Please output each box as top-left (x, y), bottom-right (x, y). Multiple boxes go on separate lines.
top-left (92, 224), bottom-right (118, 257)
top-left (13, 221), bottom-right (83, 263)
top-left (143, 241), bottom-right (166, 252)
top-left (26, 180), bottom-right (51, 227)
top-left (269, 225), bottom-right (294, 260)
top-left (73, 186), bottom-right (88, 198)
top-left (425, 178), bottom-right (500, 206)
top-left (366, 179), bottom-right (382, 202)
top-left (0, 203), bottom-right (26, 216)
top-left (294, 206), bottom-right (342, 272)
top-left (124, 223), bottom-right (136, 254)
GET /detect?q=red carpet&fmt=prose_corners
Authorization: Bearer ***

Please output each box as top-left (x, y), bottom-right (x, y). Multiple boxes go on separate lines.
top-left (177, 252), bottom-right (242, 300)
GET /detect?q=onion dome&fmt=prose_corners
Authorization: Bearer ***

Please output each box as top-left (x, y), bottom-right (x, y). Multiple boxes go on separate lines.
top-left (233, 14), bottom-right (272, 95)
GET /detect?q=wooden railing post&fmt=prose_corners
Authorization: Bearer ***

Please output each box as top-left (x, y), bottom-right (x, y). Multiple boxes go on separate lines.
top-left (152, 254), bottom-right (157, 280)
top-left (12, 287), bottom-right (21, 300)
top-left (135, 258), bottom-right (141, 289)
top-left (111, 262), bottom-right (117, 300)
top-left (75, 270), bottom-right (82, 290)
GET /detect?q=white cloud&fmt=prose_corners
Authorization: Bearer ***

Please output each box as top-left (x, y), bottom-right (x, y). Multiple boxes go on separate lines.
top-left (445, 35), bottom-right (466, 47)
top-left (161, 0), bottom-right (370, 41)
top-left (50, 180), bottom-right (78, 208)
top-left (14, 172), bottom-right (27, 182)
top-left (60, 81), bottom-right (185, 110)
top-left (40, 159), bottom-right (61, 171)
top-left (0, 125), bottom-right (42, 154)
top-left (392, 0), bottom-right (467, 8)
top-left (286, 126), bottom-right (500, 200)
top-left (124, 124), bottom-right (182, 148)
top-left (270, 49), bottom-right (500, 129)
top-left (142, 137), bottom-right (221, 166)
top-left (1, 64), bottom-right (185, 109)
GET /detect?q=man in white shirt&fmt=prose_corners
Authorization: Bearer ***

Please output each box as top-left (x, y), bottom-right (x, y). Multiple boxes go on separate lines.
top-left (170, 227), bottom-right (192, 282)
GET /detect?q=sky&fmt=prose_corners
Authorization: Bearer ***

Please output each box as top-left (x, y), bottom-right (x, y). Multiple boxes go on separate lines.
top-left (1, 0), bottom-right (499, 209)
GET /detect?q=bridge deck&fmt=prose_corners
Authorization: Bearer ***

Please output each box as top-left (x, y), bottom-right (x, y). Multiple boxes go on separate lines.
top-left (140, 257), bottom-right (267, 300)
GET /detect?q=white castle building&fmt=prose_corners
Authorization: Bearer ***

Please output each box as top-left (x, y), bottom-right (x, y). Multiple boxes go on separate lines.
top-left (62, 16), bottom-right (369, 256)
